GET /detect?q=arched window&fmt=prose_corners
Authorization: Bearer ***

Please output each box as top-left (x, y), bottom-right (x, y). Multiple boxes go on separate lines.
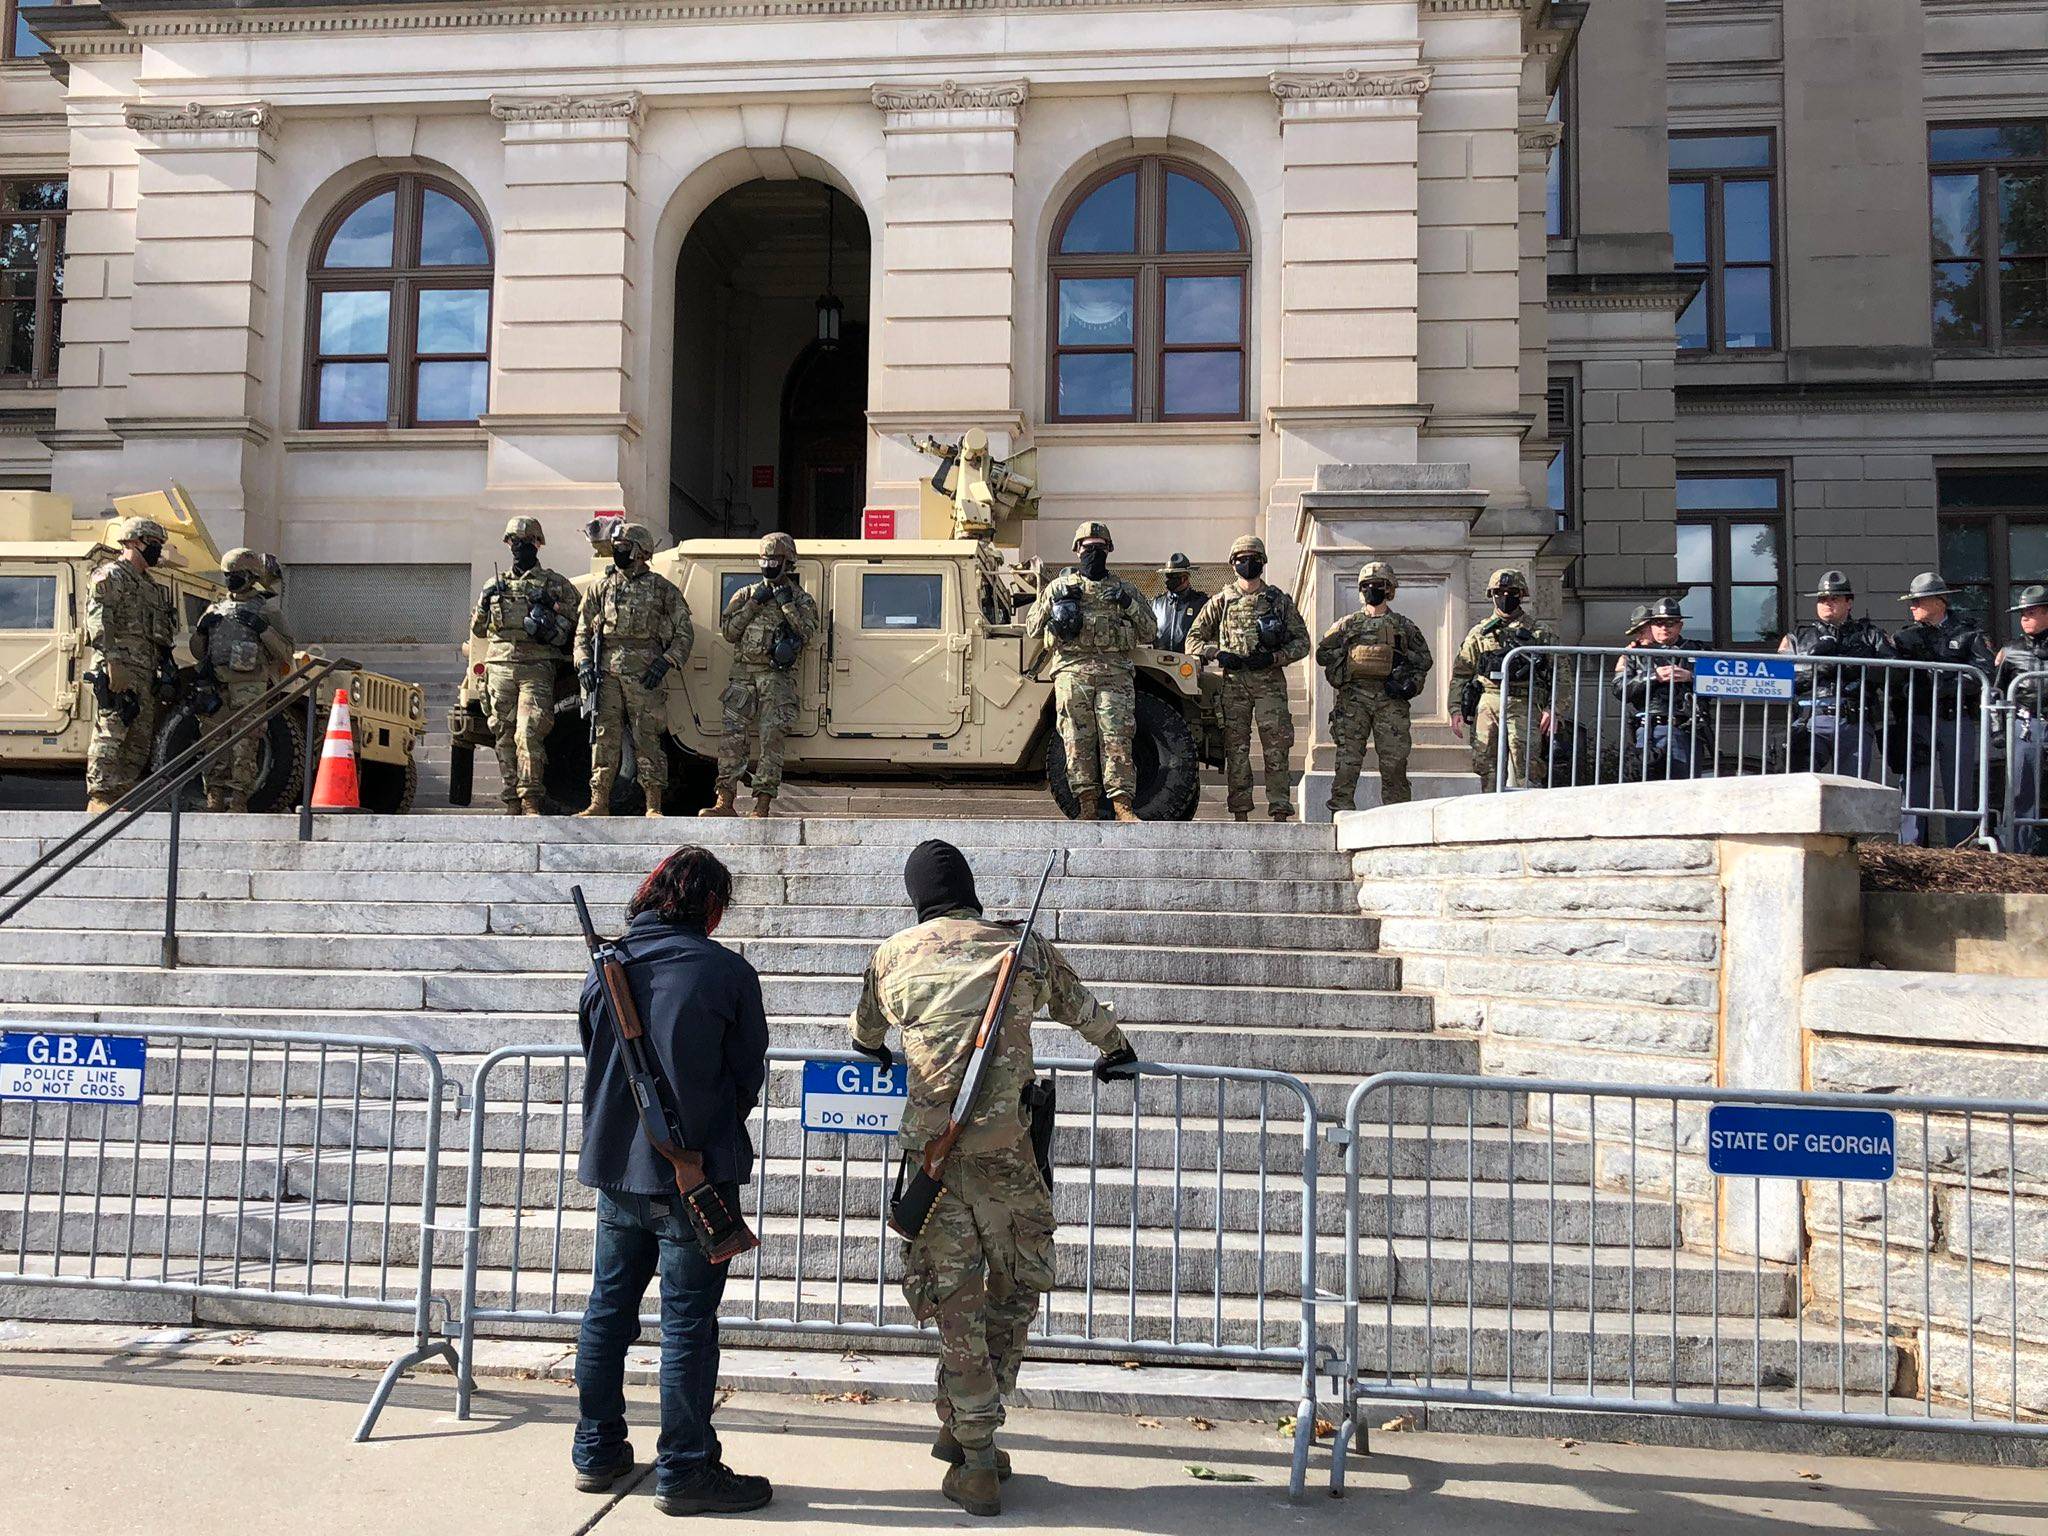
top-left (305, 175), bottom-right (493, 428)
top-left (1046, 158), bottom-right (1249, 423)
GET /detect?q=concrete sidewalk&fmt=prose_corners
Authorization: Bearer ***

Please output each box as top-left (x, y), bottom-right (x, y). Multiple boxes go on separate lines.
top-left (4, 1351), bottom-right (2046, 1536)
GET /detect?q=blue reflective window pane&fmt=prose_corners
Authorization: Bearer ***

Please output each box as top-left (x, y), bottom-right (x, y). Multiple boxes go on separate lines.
top-left (1722, 267), bottom-right (1774, 349)
top-left (416, 359), bottom-right (487, 422)
top-left (324, 191), bottom-right (395, 269)
top-left (2010, 524), bottom-right (2048, 585)
top-left (1679, 477), bottom-right (1779, 513)
top-left (1931, 174), bottom-right (1982, 259)
top-left (1164, 275), bottom-right (1241, 344)
top-left (317, 362), bottom-right (388, 423)
top-left (1546, 447), bottom-right (1567, 516)
top-left (1676, 286), bottom-right (1708, 351)
top-left (12, 14), bottom-right (48, 56)
top-left (416, 288), bottom-right (489, 355)
top-left (1060, 173), bottom-right (1137, 254)
top-left (1679, 584), bottom-right (1716, 635)
top-left (1997, 173), bottom-right (2045, 258)
top-left (1932, 261), bottom-right (1986, 344)
top-left (2002, 259), bottom-right (2048, 346)
top-left (1722, 180), bottom-right (1772, 263)
top-left (1164, 173), bottom-right (1239, 252)
top-left (1057, 354), bottom-right (1133, 417)
top-left (1668, 134), bottom-right (1772, 172)
top-left (1670, 182), bottom-right (1707, 266)
top-left (419, 189), bottom-right (489, 267)
top-left (1675, 522), bottom-right (1714, 583)
top-left (1730, 585), bottom-right (1782, 647)
top-left (1930, 124), bottom-right (2047, 163)
top-left (318, 290), bottom-right (390, 356)
top-left (1730, 521), bottom-right (1781, 583)
top-left (1162, 352), bottom-right (1240, 417)
top-left (1058, 277), bottom-right (1133, 346)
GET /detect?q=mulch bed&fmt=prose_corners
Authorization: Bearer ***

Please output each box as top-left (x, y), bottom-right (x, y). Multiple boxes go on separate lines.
top-left (1858, 842), bottom-right (2048, 895)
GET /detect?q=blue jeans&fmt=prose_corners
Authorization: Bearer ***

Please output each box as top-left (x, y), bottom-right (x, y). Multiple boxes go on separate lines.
top-left (574, 1187), bottom-right (736, 1490)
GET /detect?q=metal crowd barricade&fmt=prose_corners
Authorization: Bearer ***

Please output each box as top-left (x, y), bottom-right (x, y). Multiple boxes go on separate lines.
top-left (2001, 669), bottom-right (2048, 855)
top-left (0, 1020), bottom-right (459, 1440)
top-left (1327, 1072), bottom-right (2048, 1494)
top-left (455, 1045), bottom-right (1327, 1496)
top-left (1493, 645), bottom-right (1998, 848)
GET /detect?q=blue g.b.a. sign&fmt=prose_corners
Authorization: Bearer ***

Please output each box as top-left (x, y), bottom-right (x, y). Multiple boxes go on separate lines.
top-left (1707, 1104), bottom-right (1896, 1182)
top-left (800, 1059), bottom-right (907, 1135)
top-left (1694, 655), bottom-right (1796, 701)
top-left (0, 1030), bottom-right (147, 1104)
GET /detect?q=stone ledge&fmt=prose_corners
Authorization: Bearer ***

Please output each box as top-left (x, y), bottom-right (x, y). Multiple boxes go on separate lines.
top-left (1803, 969), bottom-right (2048, 1053)
top-left (1337, 775), bottom-right (1900, 851)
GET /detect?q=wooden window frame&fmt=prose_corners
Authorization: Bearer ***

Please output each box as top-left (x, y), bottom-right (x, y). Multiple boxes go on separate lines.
top-left (1676, 470), bottom-right (1789, 650)
top-left (1937, 472), bottom-right (2048, 648)
top-left (4, 2), bottom-right (49, 61)
top-left (1669, 130), bottom-right (1780, 356)
top-left (0, 177), bottom-right (66, 387)
top-left (1928, 120), bottom-right (2048, 354)
top-left (1045, 157), bottom-right (1250, 424)
top-left (303, 174), bottom-right (494, 430)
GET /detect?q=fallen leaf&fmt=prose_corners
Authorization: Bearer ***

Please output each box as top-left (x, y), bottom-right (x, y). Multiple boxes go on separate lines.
top-left (1185, 1465), bottom-right (1256, 1483)
top-left (1555, 1438), bottom-right (1579, 1450)
top-left (811, 1389), bottom-right (877, 1405)
top-left (1379, 1415), bottom-right (1415, 1433)
top-left (1188, 1417), bottom-right (1214, 1432)
top-left (1118, 1360), bottom-right (1143, 1371)
top-left (1136, 1417), bottom-right (1165, 1430)
top-left (1277, 1415), bottom-right (1338, 1441)
top-left (1796, 1470), bottom-right (1822, 1482)
top-left (224, 1332), bottom-right (256, 1346)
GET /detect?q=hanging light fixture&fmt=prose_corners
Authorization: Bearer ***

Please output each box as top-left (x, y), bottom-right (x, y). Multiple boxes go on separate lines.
top-left (815, 185), bottom-right (844, 349)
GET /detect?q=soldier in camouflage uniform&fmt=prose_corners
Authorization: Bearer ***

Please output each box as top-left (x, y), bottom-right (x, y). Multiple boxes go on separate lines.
top-left (1315, 561), bottom-right (1434, 811)
top-left (705, 532), bottom-right (820, 819)
top-left (1450, 567), bottom-right (1556, 792)
top-left (1185, 534), bottom-right (1310, 821)
top-left (83, 516), bottom-right (178, 814)
top-left (194, 549), bottom-right (294, 811)
top-left (1023, 521), bottom-right (1157, 822)
top-left (472, 517), bottom-right (580, 815)
top-left (849, 840), bottom-right (1136, 1518)
top-left (574, 521), bottom-right (693, 819)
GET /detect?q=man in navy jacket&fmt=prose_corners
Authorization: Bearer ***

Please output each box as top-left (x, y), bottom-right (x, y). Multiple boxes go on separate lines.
top-left (572, 845), bottom-right (772, 1516)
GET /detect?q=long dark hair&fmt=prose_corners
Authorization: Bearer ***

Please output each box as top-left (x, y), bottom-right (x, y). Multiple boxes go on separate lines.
top-left (628, 845), bottom-right (733, 931)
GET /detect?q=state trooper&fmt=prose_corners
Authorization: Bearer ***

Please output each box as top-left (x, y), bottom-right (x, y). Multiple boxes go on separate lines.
top-left (1024, 521), bottom-right (1157, 822)
top-left (1997, 584), bottom-right (2048, 856)
top-left (472, 517), bottom-right (580, 815)
top-left (194, 549), bottom-right (294, 812)
top-left (1449, 568), bottom-right (1555, 792)
top-left (83, 515), bottom-right (178, 814)
top-left (1184, 535), bottom-right (1309, 822)
top-left (705, 532), bottom-right (819, 819)
top-left (1611, 596), bottom-right (1709, 780)
top-left (573, 521), bottom-right (693, 819)
top-left (849, 840), bottom-right (1136, 1518)
top-left (1314, 560), bottom-right (1433, 811)
top-left (1776, 570), bottom-right (1892, 780)
top-left (1150, 552), bottom-right (1207, 653)
top-left (1891, 572), bottom-right (1995, 846)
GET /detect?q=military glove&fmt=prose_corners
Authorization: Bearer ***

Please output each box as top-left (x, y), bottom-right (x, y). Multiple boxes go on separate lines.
top-left (639, 657), bottom-right (672, 691)
top-left (1113, 585), bottom-right (1134, 609)
top-left (1241, 651), bottom-right (1276, 671)
top-left (1217, 652), bottom-right (1246, 672)
top-left (1093, 1045), bottom-right (1140, 1083)
top-left (482, 578), bottom-right (508, 603)
top-left (752, 581), bottom-right (776, 605)
top-left (577, 663), bottom-right (600, 696)
top-left (852, 1040), bottom-right (895, 1073)
top-left (194, 611), bottom-right (220, 640)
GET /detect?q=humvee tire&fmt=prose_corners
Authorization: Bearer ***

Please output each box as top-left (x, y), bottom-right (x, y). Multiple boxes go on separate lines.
top-left (1046, 689), bottom-right (1200, 822)
top-left (541, 709), bottom-right (714, 816)
top-left (359, 756), bottom-right (418, 814)
top-left (447, 740), bottom-right (475, 807)
top-left (150, 704), bottom-right (306, 812)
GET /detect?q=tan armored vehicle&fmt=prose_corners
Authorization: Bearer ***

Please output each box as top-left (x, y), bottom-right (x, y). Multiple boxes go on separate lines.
top-left (0, 487), bottom-right (425, 812)
top-left (449, 452), bottom-right (1219, 817)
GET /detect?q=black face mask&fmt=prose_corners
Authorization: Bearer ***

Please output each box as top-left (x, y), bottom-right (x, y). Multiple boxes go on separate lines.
top-left (139, 543), bottom-right (163, 568)
top-left (903, 838), bottom-right (981, 924)
top-left (225, 571), bottom-right (253, 594)
top-left (1165, 574), bottom-right (1188, 594)
top-left (1077, 547), bottom-right (1109, 581)
top-left (760, 562), bottom-right (785, 583)
top-left (612, 549), bottom-right (637, 571)
top-left (509, 539), bottom-right (539, 572)
top-left (1362, 583), bottom-right (1391, 606)
top-left (1493, 593), bottom-right (1520, 615)
top-left (1233, 557), bottom-right (1265, 582)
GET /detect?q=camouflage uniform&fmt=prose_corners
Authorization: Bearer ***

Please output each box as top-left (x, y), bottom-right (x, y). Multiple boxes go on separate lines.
top-left (714, 533), bottom-right (820, 809)
top-left (849, 909), bottom-right (1130, 1469)
top-left (1023, 522), bottom-right (1157, 816)
top-left (573, 523), bottom-right (693, 815)
top-left (197, 549), bottom-right (295, 811)
top-left (472, 518), bottom-right (580, 814)
top-left (1450, 569), bottom-right (1555, 792)
top-left (1184, 537), bottom-right (1310, 819)
top-left (83, 520), bottom-right (176, 808)
top-left (1315, 566), bottom-right (1433, 811)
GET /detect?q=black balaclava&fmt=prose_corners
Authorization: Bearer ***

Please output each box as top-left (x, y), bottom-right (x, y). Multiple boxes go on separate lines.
top-left (904, 838), bottom-right (981, 923)
top-left (509, 539), bottom-right (540, 572)
top-left (1165, 572), bottom-right (1188, 594)
top-left (1077, 546), bottom-right (1109, 581)
top-left (225, 571), bottom-right (253, 594)
top-left (138, 542), bottom-right (164, 568)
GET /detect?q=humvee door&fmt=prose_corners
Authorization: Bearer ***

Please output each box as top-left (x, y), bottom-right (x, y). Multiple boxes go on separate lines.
top-left (686, 561), bottom-right (823, 739)
top-left (0, 563), bottom-right (76, 734)
top-left (825, 562), bottom-right (968, 738)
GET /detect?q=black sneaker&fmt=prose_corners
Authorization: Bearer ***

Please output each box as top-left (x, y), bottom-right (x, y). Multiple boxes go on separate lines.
top-left (575, 1446), bottom-right (636, 1493)
top-left (655, 1462), bottom-right (774, 1517)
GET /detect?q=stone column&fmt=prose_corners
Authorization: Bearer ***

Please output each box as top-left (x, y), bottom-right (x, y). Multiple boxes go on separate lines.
top-left (866, 80), bottom-right (1027, 534)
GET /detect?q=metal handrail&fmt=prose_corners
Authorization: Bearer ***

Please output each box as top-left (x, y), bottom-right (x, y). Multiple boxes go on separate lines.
top-left (0, 654), bottom-right (357, 955)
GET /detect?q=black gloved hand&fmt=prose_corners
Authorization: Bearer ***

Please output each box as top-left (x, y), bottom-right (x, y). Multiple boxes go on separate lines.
top-left (1093, 1045), bottom-right (1140, 1083)
top-left (639, 656), bottom-right (672, 691)
top-left (752, 582), bottom-right (776, 605)
top-left (1242, 650), bottom-right (1275, 671)
top-left (194, 611), bottom-right (220, 640)
top-left (235, 611), bottom-right (268, 635)
top-left (853, 1040), bottom-right (895, 1073)
top-left (482, 578), bottom-right (508, 603)
top-left (577, 664), bottom-right (599, 696)
top-left (1113, 585), bottom-right (1134, 609)
top-left (1217, 652), bottom-right (1246, 672)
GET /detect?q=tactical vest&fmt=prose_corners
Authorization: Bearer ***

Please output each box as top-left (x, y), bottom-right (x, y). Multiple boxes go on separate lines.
top-left (203, 597), bottom-right (272, 676)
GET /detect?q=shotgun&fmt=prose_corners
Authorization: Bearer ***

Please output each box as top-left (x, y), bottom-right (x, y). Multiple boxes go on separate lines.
top-left (888, 851), bottom-right (1058, 1240)
top-left (571, 884), bottom-right (759, 1264)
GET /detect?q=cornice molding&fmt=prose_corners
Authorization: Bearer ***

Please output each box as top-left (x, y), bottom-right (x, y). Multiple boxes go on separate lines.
top-left (871, 78), bottom-right (1028, 113)
top-left (123, 101), bottom-right (274, 135)
top-left (1269, 67), bottom-right (1431, 103)
top-left (1676, 389), bottom-right (2048, 417)
top-left (489, 91), bottom-right (643, 123)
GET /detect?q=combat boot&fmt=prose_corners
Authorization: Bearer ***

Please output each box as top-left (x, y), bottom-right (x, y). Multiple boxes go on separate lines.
top-left (1075, 791), bottom-right (1099, 820)
top-left (503, 799), bottom-right (525, 817)
top-left (1232, 811), bottom-right (1249, 823)
top-left (644, 803), bottom-right (664, 819)
top-left (84, 797), bottom-right (115, 816)
top-left (1269, 805), bottom-right (1293, 823)
top-left (205, 790), bottom-right (231, 813)
top-left (575, 774), bottom-right (615, 818)
top-left (932, 1427), bottom-right (1011, 1480)
top-left (748, 793), bottom-right (774, 819)
top-left (697, 784), bottom-right (737, 818)
top-left (942, 1461), bottom-right (1002, 1518)
top-left (1111, 797), bottom-right (1141, 824)
top-left (520, 794), bottom-right (546, 816)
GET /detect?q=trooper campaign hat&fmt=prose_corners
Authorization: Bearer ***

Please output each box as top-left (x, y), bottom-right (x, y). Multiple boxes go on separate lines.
top-left (1899, 572), bottom-right (1957, 602)
top-left (1159, 552), bottom-right (1195, 577)
top-left (1808, 570), bottom-right (1854, 599)
top-left (2012, 583), bottom-right (2048, 614)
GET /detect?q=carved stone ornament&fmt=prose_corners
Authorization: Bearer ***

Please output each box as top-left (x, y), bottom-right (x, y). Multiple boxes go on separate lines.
top-left (1519, 122), bottom-right (1565, 154)
top-left (123, 102), bottom-right (274, 134)
top-left (870, 79), bottom-right (1030, 113)
top-left (1269, 68), bottom-right (1432, 102)
top-left (489, 93), bottom-right (643, 123)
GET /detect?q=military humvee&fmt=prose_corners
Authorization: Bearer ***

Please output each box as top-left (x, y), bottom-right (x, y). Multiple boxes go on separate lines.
top-left (448, 535), bottom-right (1220, 819)
top-left (0, 487), bottom-right (425, 812)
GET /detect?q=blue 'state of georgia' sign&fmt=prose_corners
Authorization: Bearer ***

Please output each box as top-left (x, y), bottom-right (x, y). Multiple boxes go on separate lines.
top-left (801, 1059), bottom-right (907, 1136)
top-left (1706, 1103), bottom-right (1896, 1182)
top-left (0, 1031), bottom-right (148, 1105)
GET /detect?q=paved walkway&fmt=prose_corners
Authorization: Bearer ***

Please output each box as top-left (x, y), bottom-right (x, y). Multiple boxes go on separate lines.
top-left (4, 1351), bottom-right (2046, 1535)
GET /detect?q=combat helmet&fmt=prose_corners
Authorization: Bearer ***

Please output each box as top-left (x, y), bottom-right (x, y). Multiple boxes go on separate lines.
top-left (1229, 534), bottom-right (1268, 562)
top-left (1486, 567), bottom-right (1530, 595)
top-left (110, 516), bottom-right (167, 549)
top-left (1358, 560), bottom-right (1398, 593)
top-left (611, 521), bottom-right (655, 560)
top-left (1072, 521), bottom-right (1113, 551)
top-left (220, 547), bottom-right (282, 585)
top-left (1808, 570), bottom-right (1854, 599)
top-left (503, 516), bottom-right (545, 545)
top-left (759, 531), bottom-right (797, 562)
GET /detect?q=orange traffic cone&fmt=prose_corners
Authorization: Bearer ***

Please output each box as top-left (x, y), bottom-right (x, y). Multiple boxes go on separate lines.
top-left (310, 687), bottom-right (361, 811)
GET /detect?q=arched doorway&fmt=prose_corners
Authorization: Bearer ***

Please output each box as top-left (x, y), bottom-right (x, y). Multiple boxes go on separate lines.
top-left (669, 179), bottom-right (870, 543)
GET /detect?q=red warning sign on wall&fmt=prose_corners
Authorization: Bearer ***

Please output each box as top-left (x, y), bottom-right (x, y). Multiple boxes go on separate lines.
top-left (862, 508), bottom-right (897, 540)
top-left (751, 465), bottom-right (775, 490)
